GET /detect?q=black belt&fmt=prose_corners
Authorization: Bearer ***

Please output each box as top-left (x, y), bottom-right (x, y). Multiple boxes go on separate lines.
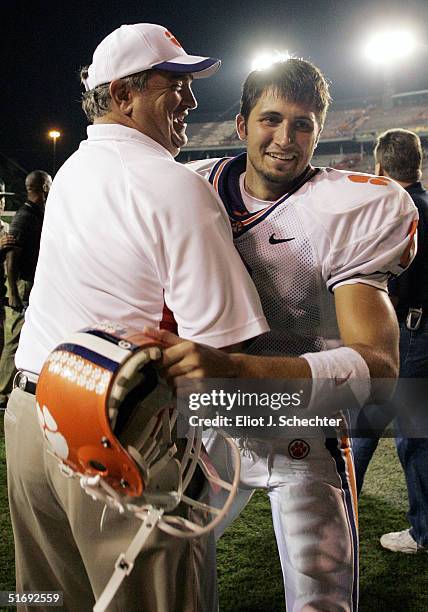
top-left (14, 371), bottom-right (37, 395)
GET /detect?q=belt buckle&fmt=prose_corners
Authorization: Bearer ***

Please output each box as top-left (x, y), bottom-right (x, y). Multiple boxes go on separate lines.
top-left (406, 308), bottom-right (423, 331)
top-left (18, 373), bottom-right (28, 391)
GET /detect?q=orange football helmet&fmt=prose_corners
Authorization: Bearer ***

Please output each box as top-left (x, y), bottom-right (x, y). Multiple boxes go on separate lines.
top-left (35, 322), bottom-right (240, 612)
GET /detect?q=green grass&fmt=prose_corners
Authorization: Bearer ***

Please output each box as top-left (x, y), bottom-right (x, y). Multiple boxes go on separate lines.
top-left (1, 419), bottom-right (427, 610)
top-left (216, 437), bottom-right (428, 611)
top-left (0, 419), bottom-right (14, 595)
top-left (358, 440), bottom-right (428, 612)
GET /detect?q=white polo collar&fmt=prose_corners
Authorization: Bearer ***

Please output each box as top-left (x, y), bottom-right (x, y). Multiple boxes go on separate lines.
top-left (86, 123), bottom-right (174, 159)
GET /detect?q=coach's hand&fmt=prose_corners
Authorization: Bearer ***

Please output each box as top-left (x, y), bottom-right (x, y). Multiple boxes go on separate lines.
top-left (143, 327), bottom-right (237, 386)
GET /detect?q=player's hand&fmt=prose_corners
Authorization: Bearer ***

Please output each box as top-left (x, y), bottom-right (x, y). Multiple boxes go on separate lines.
top-left (143, 327), bottom-right (237, 387)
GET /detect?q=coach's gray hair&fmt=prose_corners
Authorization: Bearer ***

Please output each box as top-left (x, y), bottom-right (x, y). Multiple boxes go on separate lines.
top-left (375, 128), bottom-right (423, 183)
top-left (80, 67), bottom-right (151, 122)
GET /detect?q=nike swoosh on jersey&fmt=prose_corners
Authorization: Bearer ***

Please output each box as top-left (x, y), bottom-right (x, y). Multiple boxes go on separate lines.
top-left (269, 234), bottom-right (295, 245)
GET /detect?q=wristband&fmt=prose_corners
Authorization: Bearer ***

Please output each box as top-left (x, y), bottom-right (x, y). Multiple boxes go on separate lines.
top-left (301, 346), bottom-right (371, 415)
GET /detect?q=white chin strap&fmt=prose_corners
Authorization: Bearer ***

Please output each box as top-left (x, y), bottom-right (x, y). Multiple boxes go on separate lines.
top-left (60, 423), bottom-right (240, 612)
top-left (93, 506), bottom-right (163, 612)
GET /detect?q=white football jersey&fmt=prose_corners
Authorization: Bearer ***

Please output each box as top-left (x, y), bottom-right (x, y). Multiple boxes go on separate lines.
top-left (189, 155), bottom-right (418, 356)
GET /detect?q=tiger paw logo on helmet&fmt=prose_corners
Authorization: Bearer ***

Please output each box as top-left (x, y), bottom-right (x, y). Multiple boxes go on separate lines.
top-left (36, 401), bottom-right (69, 460)
top-left (288, 439), bottom-right (310, 460)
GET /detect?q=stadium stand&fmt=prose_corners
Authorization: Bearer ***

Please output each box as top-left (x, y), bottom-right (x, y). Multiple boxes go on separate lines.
top-left (1, 92), bottom-right (426, 182)
top-left (185, 120), bottom-right (239, 149)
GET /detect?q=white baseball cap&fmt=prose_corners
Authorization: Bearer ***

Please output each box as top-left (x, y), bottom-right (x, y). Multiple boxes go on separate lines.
top-left (83, 23), bottom-right (221, 91)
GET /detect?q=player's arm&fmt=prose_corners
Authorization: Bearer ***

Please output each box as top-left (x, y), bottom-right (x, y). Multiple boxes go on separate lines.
top-left (144, 327), bottom-right (311, 384)
top-left (334, 283), bottom-right (399, 379)
top-left (333, 282), bottom-right (399, 401)
top-left (233, 283), bottom-right (399, 383)
top-left (145, 284), bottom-right (398, 403)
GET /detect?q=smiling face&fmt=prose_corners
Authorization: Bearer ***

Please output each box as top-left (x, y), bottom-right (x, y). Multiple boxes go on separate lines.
top-left (130, 70), bottom-right (197, 157)
top-left (237, 88), bottom-right (321, 200)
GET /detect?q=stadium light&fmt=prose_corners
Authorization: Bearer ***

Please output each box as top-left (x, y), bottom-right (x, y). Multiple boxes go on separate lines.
top-left (364, 30), bottom-right (417, 66)
top-left (251, 50), bottom-right (290, 72)
top-left (48, 129), bottom-right (61, 175)
top-left (363, 29), bottom-right (418, 110)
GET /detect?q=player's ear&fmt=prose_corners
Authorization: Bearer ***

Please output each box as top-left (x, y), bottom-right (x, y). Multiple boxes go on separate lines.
top-left (314, 122), bottom-right (323, 148)
top-left (236, 114), bottom-right (247, 141)
top-left (110, 79), bottom-right (133, 115)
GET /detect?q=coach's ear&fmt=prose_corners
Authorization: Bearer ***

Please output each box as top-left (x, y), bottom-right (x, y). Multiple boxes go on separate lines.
top-left (110, 79), bottom-right (133, 116)
top-left (236, 114), bottom-right (247, 141)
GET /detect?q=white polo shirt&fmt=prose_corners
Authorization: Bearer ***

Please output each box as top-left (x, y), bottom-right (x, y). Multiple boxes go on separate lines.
top-left (16, 124), bottom-right (267, 373)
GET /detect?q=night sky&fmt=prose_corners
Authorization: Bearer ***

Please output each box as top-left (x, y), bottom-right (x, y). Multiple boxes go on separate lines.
top-left (2, 0), bottom-right (428, 174)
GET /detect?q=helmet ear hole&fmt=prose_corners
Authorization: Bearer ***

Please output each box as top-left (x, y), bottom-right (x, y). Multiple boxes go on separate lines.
top-left (88, 460), bottom-right (108, 473)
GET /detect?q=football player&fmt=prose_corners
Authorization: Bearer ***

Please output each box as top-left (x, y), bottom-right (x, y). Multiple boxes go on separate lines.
top-left (146, 59), bottom-right (418, 611)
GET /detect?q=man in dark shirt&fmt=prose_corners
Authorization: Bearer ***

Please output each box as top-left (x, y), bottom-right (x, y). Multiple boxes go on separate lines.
top-left (0, 170), bottom-right (51, 407)
top-left (353, 129), bottom-right (428, 553)
top-left (0, 178), bottom-right (15, 358)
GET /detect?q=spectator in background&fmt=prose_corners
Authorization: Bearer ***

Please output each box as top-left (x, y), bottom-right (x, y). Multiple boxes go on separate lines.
top-left (353, 129), bottom-right (428, 553)
top-left (0, 170), bottom-right (51, 408)
top-left (0, 178), bottom-right (15, 359)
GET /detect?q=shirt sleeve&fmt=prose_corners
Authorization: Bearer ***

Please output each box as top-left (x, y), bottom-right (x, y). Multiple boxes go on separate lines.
top-left (134, 162), bottom-right (269, 348)
top-left (9, 208), bottom-right (30, 244)
top-left (325, 183), bottom-right (418, 293)
top-left (186, 158), bottom-right (220, 181)
top-left (389, 195), bottom-right (428, 305)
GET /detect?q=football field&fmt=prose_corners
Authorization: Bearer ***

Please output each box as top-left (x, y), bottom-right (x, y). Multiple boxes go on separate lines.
top-left (1, 417), bottom-right (427, 611)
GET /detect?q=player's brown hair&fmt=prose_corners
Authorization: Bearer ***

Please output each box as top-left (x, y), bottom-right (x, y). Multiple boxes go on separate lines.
top-left (240, 58), bottom-right (331, 128)
top-left (80, 67), bottom-right (151, 122)
top-left (375, 129), bottom-right (423, 183)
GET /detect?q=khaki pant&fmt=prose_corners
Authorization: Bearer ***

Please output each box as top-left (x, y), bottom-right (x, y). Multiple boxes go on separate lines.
top-left (0, 279), bottom-right (32, 404)
top-left (0, 305), bottom-right (4, 359)
top-left (5, 388), bottom-right (217, 612)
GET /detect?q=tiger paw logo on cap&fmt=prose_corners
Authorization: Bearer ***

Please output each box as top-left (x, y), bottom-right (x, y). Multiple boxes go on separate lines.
top-left (164, 30), bottom-right (182, 49)
top-left (37, 401), bottom-right (69, 460)
top-left (288, 439), bottom-right (310, 460)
